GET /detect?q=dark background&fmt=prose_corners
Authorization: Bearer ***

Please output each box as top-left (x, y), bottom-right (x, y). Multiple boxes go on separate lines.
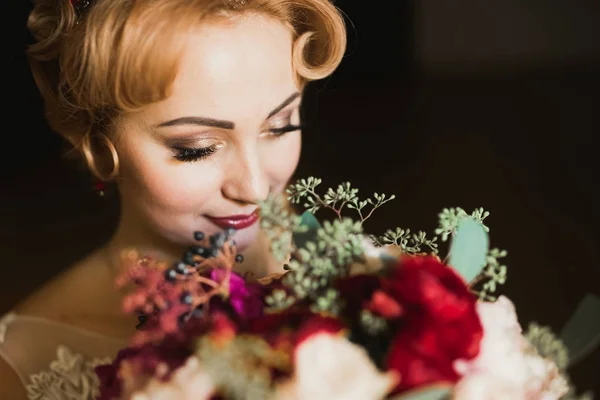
top-left (3, 0), bottom-right (599, 394)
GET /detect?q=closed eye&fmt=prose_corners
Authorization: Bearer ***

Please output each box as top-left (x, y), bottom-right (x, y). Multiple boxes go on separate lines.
top-left (268, 124), bottom-right (303, 137)
top-left (172, 145), bottom-right (218, 162)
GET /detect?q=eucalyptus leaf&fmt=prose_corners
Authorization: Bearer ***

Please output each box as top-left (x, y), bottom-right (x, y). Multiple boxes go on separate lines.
top-left (448, 217), bottom-right (489, 282)
top-left (560, 293), bottom-right (600, 367)
top-left (292, 211), bottom-right (322, 249)
top-left (388, 386), bottom-right (451, 400)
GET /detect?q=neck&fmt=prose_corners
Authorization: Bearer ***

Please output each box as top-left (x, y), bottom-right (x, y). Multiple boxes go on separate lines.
top-left (109, 220), bottom-right (180, 269)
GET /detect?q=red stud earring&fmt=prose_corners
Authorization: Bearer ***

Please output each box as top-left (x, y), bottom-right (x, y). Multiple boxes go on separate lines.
top-left (93, 179), bottom-right (107, 197)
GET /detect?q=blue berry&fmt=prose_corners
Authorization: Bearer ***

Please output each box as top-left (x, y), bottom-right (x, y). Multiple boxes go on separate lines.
top-left (183, 251), bottom-right (195, 265)
top-left (164, 269), bottom-right (178, 281)
top-left (174, 261), bottom-right (188, 274)
top-left (225, 228), bottom-right (236, 237)
top-left (135, 314), bottom-right (148, 330)
top-left (177, 312), bottom-right (189, 327)
top-left (191, 246), bottom-right (207, 257)
top-left (210, 233), bottom-right (227, 248)
top-left (194, 231), bottom-right (205, 241)
top-left (192, 306), bottom-right (204, 318)
top-left (180, 291), bottom-right (193, 305)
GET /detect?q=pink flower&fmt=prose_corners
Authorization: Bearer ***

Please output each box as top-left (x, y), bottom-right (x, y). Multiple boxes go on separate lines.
top-left (453, 296), bottom-right (569, 400)
top-left (210, 269), bottom-right (264, 320)
top-left (275, 332), bottom-right (398, 400)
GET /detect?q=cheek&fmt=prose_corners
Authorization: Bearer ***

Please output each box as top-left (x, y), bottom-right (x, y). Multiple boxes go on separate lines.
top-left (265, 132), bottom-right (301, 191)
top-left (119, 140), bottom-right (222, 213)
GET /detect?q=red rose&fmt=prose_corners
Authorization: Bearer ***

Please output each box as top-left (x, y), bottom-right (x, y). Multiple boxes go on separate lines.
top-left (367, 290), bottom-right (404, 319)
top-left (383, 255), bottom-right (483, 393)
top-left (336, 274), bottom-right (381, 315)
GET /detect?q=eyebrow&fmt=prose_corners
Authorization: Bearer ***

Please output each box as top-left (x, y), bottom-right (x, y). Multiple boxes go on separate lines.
top-left (156, 91), bottom-right (300, 129)
top-left (267, 92), bottom-right (300, 119)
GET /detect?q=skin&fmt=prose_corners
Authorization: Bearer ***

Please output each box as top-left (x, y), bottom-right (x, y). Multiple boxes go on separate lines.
top-left (112, 13), bottom-right (302, 262)
top-left (15, 13), bottom-right (301, 338)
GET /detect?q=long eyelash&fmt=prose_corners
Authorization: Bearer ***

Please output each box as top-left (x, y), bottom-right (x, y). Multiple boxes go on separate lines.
top-left (269, 124), bottom-right (304, 136)
top-left (173, 146), bottom-right (218, 162)
top-left (172, 125), bottom-right (303, 162)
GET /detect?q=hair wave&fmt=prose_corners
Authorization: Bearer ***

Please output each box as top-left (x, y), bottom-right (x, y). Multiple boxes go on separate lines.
top-left (27, 0), bottom-right (346, 178)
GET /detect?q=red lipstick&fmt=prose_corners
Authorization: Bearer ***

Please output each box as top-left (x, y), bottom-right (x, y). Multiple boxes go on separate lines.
top-left (205, 209), bottom-right (260, 230)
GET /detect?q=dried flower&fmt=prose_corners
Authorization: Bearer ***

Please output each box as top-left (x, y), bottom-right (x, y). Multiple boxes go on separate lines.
top-left (116, 231), bottom-right (241, 346)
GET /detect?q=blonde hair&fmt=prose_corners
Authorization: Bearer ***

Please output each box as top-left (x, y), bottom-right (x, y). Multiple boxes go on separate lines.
top-left (26, 0), bottom-right (346, 179)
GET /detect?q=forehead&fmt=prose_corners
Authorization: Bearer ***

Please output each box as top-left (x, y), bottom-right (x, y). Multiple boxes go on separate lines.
top-left (149, 14), bottom-right (296, 122)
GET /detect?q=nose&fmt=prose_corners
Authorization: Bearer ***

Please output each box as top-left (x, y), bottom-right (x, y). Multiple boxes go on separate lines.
top-left (221, 145), bottom-right (270, 205)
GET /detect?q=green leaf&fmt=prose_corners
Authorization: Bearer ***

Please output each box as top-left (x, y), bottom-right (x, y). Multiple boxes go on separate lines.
top-left (292, 211), bottom-right (322, 249)
top-left (388, 386), bottom-right (451, 400)
top-left (560, 293), bottom-right (600, 367)
top-left (448, 217), bottom-right (489, 282)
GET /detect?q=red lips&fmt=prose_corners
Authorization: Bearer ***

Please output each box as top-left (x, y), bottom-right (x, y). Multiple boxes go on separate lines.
top-left (205, 209), bottom-right (260, 230)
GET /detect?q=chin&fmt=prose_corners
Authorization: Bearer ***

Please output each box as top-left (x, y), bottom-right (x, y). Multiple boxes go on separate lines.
top-left (227, 222), bottom-right (261, 252)
top-left (179, 220), bottom-right (261, 253)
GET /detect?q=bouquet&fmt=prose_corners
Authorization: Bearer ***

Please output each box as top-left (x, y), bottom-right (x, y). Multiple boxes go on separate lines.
top-left (96, 177), bottom-right (600, 400)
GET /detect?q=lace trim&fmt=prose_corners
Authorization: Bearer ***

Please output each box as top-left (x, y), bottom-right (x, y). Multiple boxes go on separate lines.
top-left (25, 345), bottom-right (111, 400)
top-left (0, 312), bottom-right (16, 343)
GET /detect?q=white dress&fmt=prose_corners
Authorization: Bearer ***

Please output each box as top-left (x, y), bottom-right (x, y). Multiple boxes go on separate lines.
top-left (0, 312), bottom-right (127, 400)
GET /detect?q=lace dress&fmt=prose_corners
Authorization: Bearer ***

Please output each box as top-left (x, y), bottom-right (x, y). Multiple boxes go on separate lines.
top-left (0, 312), bottom-right (127, 400)
top-left (0, 239), bottom-right (400, 399)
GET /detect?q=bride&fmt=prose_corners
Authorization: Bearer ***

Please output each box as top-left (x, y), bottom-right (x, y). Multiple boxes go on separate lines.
top-left (0, 0), bottom-right (346, 398)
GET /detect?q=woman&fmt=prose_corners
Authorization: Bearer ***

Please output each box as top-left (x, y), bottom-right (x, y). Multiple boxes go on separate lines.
top-left (0, 0), bottom-right (346, 398)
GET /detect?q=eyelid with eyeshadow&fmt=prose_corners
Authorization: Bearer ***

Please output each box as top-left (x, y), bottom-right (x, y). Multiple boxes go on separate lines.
top-left (264, 107), bottom-right (298, 130)
top-left (167, 106), bottom-right (300, 162)
top-left (171, 142), bottom-right (224, 162)
top-left (166, 136), bottom-right (224, 149)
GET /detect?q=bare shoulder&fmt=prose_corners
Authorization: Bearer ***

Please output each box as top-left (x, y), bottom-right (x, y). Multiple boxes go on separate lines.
top-left (0, 358), bottom-right (28, 400)
top-left (14, 249), bottom-right (134, 339)
top-left (15, 249), bottom-right (108, 320)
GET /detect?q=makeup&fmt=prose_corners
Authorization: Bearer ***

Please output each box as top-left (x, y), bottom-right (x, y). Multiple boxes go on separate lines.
top-left (205, 209), bottom-right (260, 230)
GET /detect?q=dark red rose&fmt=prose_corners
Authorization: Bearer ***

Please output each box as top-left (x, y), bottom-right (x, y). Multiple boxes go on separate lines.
top-left (95, 349), bottom-right (133, 400)
top-left (336, 274), bottom-right (381, 315)
top-left (294, 314), bottom-right (346, 347)
top-left (367, 290), bottom-right (404, 319)
top-left (95, 336), bottom-right (193, 400)
top-left (382, 255), bottom-right (483, 393)
top-left (245, 310), bottom-right (344, 348)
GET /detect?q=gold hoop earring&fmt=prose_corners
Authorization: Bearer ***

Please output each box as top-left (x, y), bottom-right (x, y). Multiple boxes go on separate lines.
top-left (82, 133), bottom-right (119, 182)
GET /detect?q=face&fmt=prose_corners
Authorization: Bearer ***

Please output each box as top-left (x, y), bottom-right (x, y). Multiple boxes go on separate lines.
top-left (114, 14), bottom-right (301, 252)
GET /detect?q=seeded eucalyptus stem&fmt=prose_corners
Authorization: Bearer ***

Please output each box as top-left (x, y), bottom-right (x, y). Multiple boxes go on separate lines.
top-left (263, 177), bottom-right (508, 314)
top-left (305, 187), bottom-right (345, 221)
top-left (356, 194), bottom-right (395, 224)
top-left (287, 177), bottom-right (396, 226)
